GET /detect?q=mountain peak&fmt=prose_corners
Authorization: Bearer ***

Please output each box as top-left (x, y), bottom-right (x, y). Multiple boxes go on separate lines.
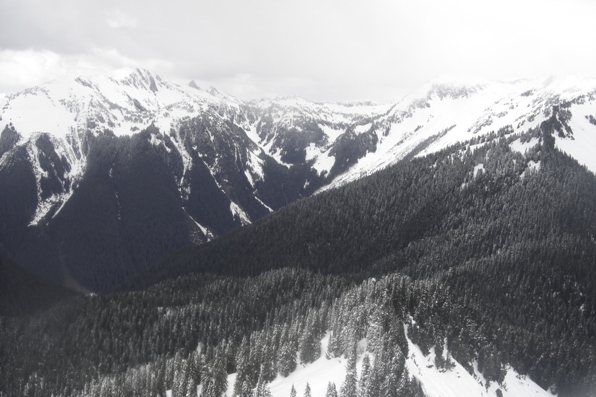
top-left (538, 74), bottom-right (596, 94)
top-left (111, 67), bottom-right (161, 93)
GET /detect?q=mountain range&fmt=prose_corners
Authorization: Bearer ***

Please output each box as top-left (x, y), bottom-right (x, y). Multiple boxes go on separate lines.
top-left (1, 70), bottom-right (596, 397)
top-left (2, 69), bottom-right (595, 291)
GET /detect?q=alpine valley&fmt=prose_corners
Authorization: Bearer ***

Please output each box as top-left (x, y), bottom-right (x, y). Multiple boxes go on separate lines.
top-left (0, 70), bottom-right (595, 397)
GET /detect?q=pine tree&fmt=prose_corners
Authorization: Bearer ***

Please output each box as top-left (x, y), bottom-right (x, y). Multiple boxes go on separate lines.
top-left (255, 366), bottom-right (272, 397)
top-left (340, 344), bottom-right (358, 397)
top-left (359, 354), bottom-right (371, 397)
top-left (326, 382), bottom-right (338, 397)
top-left (213, 351), bottom-right (229, 397)
top-left (234, 336), bottom-right (252, 396)
top-left (304, 382), bottom-right (311, 397)
top-left (290, 384), bottom-right (297, 397)
top-left (328, 329), bottom-right (342, 358)
top-left (260, 341), bottom-right (276, 382)
top-left (299, 311), bottom-right (321, 364)
top-left (363, 359), bottom-right (381, 397)
top-left (381, 348), bottom-right (405, 397)
top-left (277, 343), bottom-right (297, 377)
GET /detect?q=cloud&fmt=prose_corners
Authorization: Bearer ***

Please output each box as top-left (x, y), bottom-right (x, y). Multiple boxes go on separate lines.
top-left (105, 10), bottom-right (137, 29)
top-left (0, 48), bottom-right (173, 95)
top-left (1, 0), bottom-right (595, 101)
top-left (0, 49), bottom-right (65, 92)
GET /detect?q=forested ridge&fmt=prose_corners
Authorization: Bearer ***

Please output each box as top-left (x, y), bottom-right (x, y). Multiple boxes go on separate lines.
top-left (1, 119), bottom-right (595, 397)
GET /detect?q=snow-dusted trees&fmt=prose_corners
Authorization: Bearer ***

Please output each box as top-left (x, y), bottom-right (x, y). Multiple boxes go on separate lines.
top-left (202, 351), bottom-right (228, 397)
top-left (303, 382), bottom-right (312, 397)
top-left (380, 347), bottom-right (406, 397)
top-left (299, 309), bottom-right (322, 364)
top-left (358, 354), bottom-right (371, 397)
top-left (254, 367), bottom-right (273, 397)
top-left (340, 339), bottom-right (358, 397)
top-left (277, 324), bottom-right (297, 376)
top-left (326, 382), bottom-right (338, 397)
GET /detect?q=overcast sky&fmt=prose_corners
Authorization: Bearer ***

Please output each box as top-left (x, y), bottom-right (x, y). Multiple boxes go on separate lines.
top-left (1, 0), bottom-right (595, 102)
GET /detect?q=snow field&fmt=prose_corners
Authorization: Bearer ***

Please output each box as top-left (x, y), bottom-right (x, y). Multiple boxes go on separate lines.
top-left (202, 330), bottom-right (553, 397)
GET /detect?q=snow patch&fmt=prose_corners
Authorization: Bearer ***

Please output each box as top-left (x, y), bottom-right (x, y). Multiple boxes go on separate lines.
top-left (245, 151), bottom-right (265, 186)
top-left (230, 202), bottom-right (251, 225)
top-left (528, 160), bottom-right (540, 171)
top-left (148, 132), bottom-right (171, 152)
top-left (520, 160), bottom-right (541, 180)
top-left (404, 325), bottom-right (554, 397)
top-left (305, 144), bottom-right (336, 177)
top-left (354, 123), bottom-right (372, 134)
top-left (554, 103), bottom-right (596, 174)
top-left (474, 163), bottom-right (485, 178)
top-left (254, 195), bottom-right (274, 213)
top-left (183, 207), bottom-right (214, 241)
top-left (320, 124), bottom-right (344, 144)
top-left (245, 124), bottom-right (262, 146)
top-left (224, 334), bottom-right (367, 397)
top-left (510, 137), bottom-right (539, 154)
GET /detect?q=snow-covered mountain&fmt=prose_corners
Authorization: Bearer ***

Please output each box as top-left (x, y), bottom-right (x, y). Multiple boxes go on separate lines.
top-left (0, 68), bottom-right (389, 232)
top-left (1, 69), bottom-right (596, 290)
top-left (0, 68), bottom-right (393, 289)
top-left (321, 75), bottom-right (596, 190)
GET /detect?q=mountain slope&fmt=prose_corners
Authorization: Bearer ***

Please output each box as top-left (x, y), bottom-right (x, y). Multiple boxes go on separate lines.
top-left (0, 69), bottom-right (392, 290)
top-left (1, 114), bottom-right (595, 396)
top-left (323, 75), bottom-right (596, 189)
top-left (138, 119), bottom-right (596, 396)
top-left (2, 71), bottom-right (596, 292)
top-left (0, 255), bottom-right (76, 316)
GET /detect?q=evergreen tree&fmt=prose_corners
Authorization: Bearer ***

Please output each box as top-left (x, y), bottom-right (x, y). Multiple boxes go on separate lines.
top-left (299, 311), bottom-right (321, 364)
top-left (255, 365), bottom-right (272, 397)
top-left (381, 348), bottom-right (405, 397)
top-left (363, 359), bottom-right (381, 397)
top-left (340, 345), bottom-right (358, 397)
top-left (358, 354), bottom-right (371, 397)
top-left (213, 351), bottom-right (229, 397)
top-left (277, 342), bottom-right (297, 377)
top-left (304, 382), bottom-right (311, 397)
top-left (326, 382), bottom-right (338, 397)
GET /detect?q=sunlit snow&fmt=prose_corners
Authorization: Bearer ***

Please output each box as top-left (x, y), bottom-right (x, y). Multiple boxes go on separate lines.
top-left (179, 330), bottom-right (556, 397)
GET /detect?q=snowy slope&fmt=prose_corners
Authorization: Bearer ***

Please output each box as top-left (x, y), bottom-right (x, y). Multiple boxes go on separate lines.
top-left (2, 71), bottom-right (596, 291)
top-left (247, 97), bottom-right (391, 174)
top-left (404, 327), bottom-right (555, 397)
top-left (1, 69), bottom-right (403, 289)
top-left (0, 68), bottom-right (240, 141)
top-left (322, 76), bottom-right (596, 190)
top-left (4, 71), bottom-right (595, 221)
top-left (178, 332), bottom-right (554, 397)
top-left (0, 69), bottom-right (392, 231)
top-left (0, 69), bottom-right (260, 232)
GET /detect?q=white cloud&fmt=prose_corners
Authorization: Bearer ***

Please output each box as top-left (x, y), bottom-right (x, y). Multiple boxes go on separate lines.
top-left (0, 0), bottom-right (595, 102)
top-left (0, 49), bottom-right (66, 91)
top-left (105, 10), bottom-right (137, 29)
top-left (0, 48), bottom-right (173, 95)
